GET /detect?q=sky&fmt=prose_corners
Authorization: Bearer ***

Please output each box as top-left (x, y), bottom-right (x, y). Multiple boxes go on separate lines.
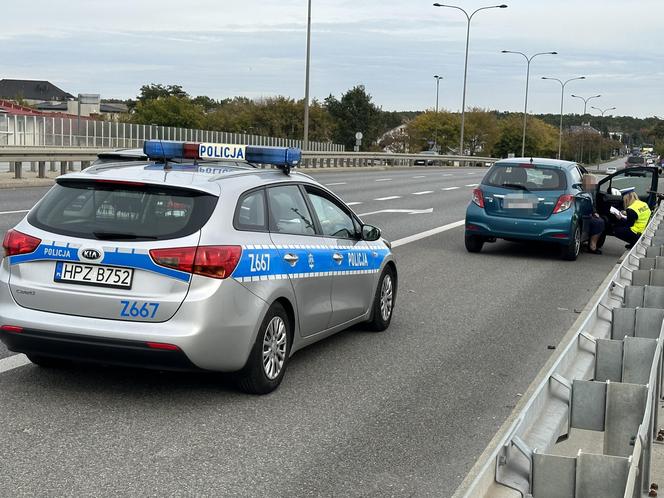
top-left (2, 0), bottom-right (662, 118)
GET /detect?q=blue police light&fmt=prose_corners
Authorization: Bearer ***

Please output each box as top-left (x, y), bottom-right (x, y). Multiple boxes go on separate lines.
top-left (143, 140), bottom-right (184, 160)
top-left (246, 146), bottom-right (301, 168)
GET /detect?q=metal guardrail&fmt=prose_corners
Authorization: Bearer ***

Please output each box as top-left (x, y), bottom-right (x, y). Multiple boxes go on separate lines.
top-left (455, 208), bottom-right (664, 498)
top-left (0, 148), bottom-right (498, 180)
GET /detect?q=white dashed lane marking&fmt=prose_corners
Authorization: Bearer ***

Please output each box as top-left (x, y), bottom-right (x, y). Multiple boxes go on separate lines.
top-left (412, 175), bottom-right (427, 179)
top-left (465, 184), bottom-right (479, 187)
top-left (374, 196), bottom-right (401, 201)
top-left (442, 187), bottom-right (460, 191)
top-left (411, 191), bottom-right (434, 195)
top-left (375, 178), bottom-right (392, 182)
top-left (0, 210), bottom-right (29, 216)
top-left (325, 182), bottom-right (347, 186)
top-left (346, 202), bottom-right (363, 206)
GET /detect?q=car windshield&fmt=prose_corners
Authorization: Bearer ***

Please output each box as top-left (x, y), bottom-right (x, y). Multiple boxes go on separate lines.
top-left (482, 164), bottom-right (567, 191)
top-left (28, 180), bottom-right (218, 241)
top-left (627, 156), bottom-right (644, 164)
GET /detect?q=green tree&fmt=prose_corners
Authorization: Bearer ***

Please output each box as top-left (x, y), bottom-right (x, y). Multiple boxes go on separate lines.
top-left (132, 96), bottom-right (205, 129)
top-left (325, 86), bottom-right (382, 150)
top-left (464, 108), bottom-right (499, 156)
top-left (406, 111), bottom-right (460, 153)
top-left (494, 115), bottom-right (558, 158)
top-left (138, 84), bottom-right (189, 102)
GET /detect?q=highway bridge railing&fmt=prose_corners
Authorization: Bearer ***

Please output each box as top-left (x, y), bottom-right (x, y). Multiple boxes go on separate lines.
top-left (453, 207), bottom-right (664, 498)
top-left (0, 147), bottom-right (497, 179)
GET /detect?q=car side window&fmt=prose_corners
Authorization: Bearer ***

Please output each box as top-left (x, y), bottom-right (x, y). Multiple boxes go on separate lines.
top-left (306, 188), bottom-right (357, 239)
top-left (570, 167), bottom-right (582, 187)
top-left (266, 185), bottom-right (316, 236)
top-left (601, 170), bottom-right (653, 199)
top-left (235, 189), bottom-right (267, 231)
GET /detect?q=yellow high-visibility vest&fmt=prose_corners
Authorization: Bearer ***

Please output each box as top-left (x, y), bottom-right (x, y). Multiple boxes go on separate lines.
top-left (628, 199), bottom-right (651, 234)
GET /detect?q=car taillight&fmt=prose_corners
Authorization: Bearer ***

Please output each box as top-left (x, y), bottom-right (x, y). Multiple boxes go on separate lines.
top-left (472, 188), bottom-right (485, 208)
top-left (553, 194), bottom-right (574, 214)
top-left (0, 325), bottom-right (23, 333)
top-left (2, 230), bottom-right (41, 258)
top-left (150, 246), bottom-right (242, 279)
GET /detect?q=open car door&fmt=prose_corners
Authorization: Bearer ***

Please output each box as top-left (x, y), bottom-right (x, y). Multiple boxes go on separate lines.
top-left (595, 166), bottom-right (659, 219)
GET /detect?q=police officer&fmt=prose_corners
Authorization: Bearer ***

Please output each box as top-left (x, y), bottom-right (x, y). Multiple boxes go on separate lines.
top-left (611, 187), bottom-right (651, 248)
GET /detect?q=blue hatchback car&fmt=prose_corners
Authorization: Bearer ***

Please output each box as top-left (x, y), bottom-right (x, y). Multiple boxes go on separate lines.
top-left (465, 158), bottom-right (660, 260)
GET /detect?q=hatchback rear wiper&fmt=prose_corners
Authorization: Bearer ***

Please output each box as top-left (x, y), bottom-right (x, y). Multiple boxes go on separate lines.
top-left (93, 231), bottom-right (158, 240)
top-left (501, 183), bottom-right (529, 192)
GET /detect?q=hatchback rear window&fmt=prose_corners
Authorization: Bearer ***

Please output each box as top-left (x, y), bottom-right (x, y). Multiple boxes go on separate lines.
top-left (483, 164), bottom-right (566, 191)
top-left (28, 180), bottom-right (218, 241)
top-left (627, 156), bottom-right (645, 164)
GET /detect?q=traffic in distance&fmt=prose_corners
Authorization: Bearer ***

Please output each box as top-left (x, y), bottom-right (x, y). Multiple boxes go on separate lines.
top-left (0, 141), bottom-right (397, 394)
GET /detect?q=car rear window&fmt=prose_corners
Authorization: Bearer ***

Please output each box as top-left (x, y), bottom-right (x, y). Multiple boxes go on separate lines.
top-left (482, 164), bottom-right (567, 191)
top-left (627, 156), bottom-right (644, 164)
top-left (28, 180), bottom-right (218, 241)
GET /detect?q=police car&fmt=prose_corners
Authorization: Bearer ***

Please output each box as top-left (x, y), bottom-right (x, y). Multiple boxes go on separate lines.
top-left (0, 141), bottom-right (397, 394)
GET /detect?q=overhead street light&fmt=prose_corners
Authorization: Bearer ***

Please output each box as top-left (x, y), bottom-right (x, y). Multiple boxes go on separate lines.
top-left (542, 76), bottom-right (586, 159)
top-left (433, 3), bottom-right (508, 156)
top-left (302, 0), bottom-right (312, 151)
top-left (501, 50), bottom-right (557, 157)
top-left (591, 106), bottom-right (616, 167)
top-left (571, 94), bottom-right (601, 115)
top-left (434, 75), bottom-right (444, 113)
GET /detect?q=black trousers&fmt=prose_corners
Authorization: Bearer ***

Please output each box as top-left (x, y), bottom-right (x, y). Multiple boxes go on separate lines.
top-left (613, 226), bottom-right (640, 246)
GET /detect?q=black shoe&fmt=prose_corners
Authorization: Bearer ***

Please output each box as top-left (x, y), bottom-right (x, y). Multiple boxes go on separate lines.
top-left (588, 248), bottom-right (602, 254)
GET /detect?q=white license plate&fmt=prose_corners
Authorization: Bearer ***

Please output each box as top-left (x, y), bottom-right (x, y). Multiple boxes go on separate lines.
top-left (54, 262), bottom-right (134, 289)
top-left (505, 201), bottom-right (535, 209)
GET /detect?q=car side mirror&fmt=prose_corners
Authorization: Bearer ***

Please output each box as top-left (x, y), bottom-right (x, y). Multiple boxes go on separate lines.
top-left (361, 224), bottom-right (381, 241)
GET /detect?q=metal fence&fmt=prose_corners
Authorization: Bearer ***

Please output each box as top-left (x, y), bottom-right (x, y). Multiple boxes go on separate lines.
top-left (0, 113), bottom-right (343, 152)
top-left (455, 207), bottom-right (664, 498)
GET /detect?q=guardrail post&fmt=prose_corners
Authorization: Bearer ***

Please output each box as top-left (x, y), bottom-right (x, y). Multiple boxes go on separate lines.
top-left (9, 162), bottom-right (14, 173)
top-left (68, 161), bottom-right (75, 171)
top-left (13, 162), bottom-right (22, 179)
top-left (38, 161), bottom-right (46, 178)
top-left (49, 161), bottom-right (56, 172)
top-left (29, 162), bottom-right (36, 173)
top-left (60, 161), bottom-right (67, 176)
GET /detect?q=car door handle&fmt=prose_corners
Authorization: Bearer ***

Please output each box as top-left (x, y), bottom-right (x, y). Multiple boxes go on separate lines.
top-left (283, 253), bottom-right (299, 266)
top-left (332, 253), bottom-right (344, 263)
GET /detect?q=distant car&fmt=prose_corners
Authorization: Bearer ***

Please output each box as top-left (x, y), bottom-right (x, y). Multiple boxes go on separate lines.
top-left (464, 158), bottom-right (659, 261)
top-left (606, 166), bottom-right (617, 174)
top-left (414, 150), bottom-right (438, 166)
top-left (625, 155), bottom-right (645, 167)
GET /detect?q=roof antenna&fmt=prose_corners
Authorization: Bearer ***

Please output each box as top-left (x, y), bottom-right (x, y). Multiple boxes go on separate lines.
top-left (530, 157), bottom-right (534, 164)
top-left (160, 140), bottom-right (172, 170)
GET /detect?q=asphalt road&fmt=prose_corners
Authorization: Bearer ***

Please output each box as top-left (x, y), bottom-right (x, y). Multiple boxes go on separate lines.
top-left (0, 158), bottom-right (635, 496)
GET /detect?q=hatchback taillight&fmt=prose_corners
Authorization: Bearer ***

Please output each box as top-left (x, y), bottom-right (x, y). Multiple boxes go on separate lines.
top-left (471, 188), bottom-right (485, 208)
top-left (150, 246), bottom-right (242, 279)
top-left (2, 230), bottom-right (41, 258)
top-left (553, 194), bottom-right (574, 214)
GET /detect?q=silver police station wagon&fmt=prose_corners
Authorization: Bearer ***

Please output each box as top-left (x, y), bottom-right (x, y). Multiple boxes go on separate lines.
top-left (0, 141), bottom-right (397, 394)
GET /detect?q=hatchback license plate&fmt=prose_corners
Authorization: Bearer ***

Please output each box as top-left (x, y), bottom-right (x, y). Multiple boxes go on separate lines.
top-left (54, 262), bottom-right (134, 289)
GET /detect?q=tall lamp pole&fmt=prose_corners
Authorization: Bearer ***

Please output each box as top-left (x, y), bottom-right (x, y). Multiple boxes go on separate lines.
top-left (541, 76), bottom-right (586, 159)
top-left (434, 75), bottom-right (443, 113)
top-left (501, 50), bottom-right (557, 157)
top-left (571, 94), bottom-right (600, 163)
top-left (302, 0), bottom-right (312, 151)
top-left (591, 105), bottom-right (616, 165)
top-left (433, 3), bottom-right (508, 156)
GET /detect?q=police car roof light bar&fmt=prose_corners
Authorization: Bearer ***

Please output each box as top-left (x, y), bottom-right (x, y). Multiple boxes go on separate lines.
top-left (143, 140), bottom-right (302, 173)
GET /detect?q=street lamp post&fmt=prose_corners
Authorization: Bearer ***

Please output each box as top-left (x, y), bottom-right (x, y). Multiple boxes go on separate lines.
top-left (591, 105), bottom-right (616, 166)
top-left (541, 76), bottom-right (586, 159)
top-left (434, 75), bottom-right (443, 113)
top-left (571, 94), bottom-right (600, 163)
top-left (433, 3), bottom-right (508, 156)
top-left (501, 50), bottom-right (557, 157)
top-left (302, 0), bottom-right (312, 151)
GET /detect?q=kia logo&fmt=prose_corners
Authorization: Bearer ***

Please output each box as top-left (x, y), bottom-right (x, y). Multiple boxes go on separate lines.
top-left (81, 249), bottom-right (101, 260)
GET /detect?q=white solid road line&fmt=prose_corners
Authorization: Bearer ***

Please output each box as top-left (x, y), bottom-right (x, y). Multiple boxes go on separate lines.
top-left (374, 196), bottom-right (401, 201)
top-left (411, 191), bottom-right (433, 195)
top-left (0, 209), bottom-right (29, 216)
top-left (392, 220), bottom-right (465, 248)
top-left (442, 187), bottom-right (460, 191)
top-left (375, 178), bottom-right (392, 182)
top-left (0, 354), bottom-right (31, 374)
top-left (325, 182), bottom-right (347, 186)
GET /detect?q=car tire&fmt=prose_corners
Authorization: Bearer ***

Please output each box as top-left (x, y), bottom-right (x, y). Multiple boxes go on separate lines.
top-left (236, 302), bottom-right (291, 395)
top-left (366, 266), bottom-right (396, 332)
top-left (465, 234), bottom-right (485, 253)
top-left (27, 354), bottom-right (70, 368)
top-left (561, 223), bottom-right (581, 261)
